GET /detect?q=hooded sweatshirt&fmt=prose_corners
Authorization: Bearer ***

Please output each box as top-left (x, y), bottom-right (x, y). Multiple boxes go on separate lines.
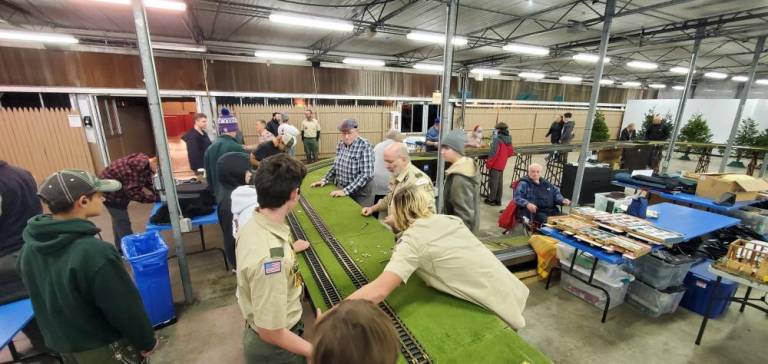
top-left (444, 157), bottom-right (479, 232)
top-left (216, 152), bottom-right (250, 268)
top-left (18, 215), bottom-right (155, 353)
top-left (231, 185), bottom-right (259, 237)
top-left (489, 132), bottom-right (512, 157)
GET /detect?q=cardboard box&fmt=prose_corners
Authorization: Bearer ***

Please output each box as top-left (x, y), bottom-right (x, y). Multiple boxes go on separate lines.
top-left (695, 173), bottom-right (768, 202)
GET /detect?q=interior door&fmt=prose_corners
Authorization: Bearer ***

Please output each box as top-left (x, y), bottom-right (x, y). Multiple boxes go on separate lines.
top-left (96, 96), bottom-right (156, 161)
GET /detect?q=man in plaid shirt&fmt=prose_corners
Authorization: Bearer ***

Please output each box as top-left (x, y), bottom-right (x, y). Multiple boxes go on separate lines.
top-left (311, 118), bottom-right (375, 206)
top-left (99, 153), bottom-right (159, 253)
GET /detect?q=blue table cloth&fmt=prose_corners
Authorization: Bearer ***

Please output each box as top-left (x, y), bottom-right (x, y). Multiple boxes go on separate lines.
top-left (145, 202), bottom-right (219, 232)
top-left (646, 203), bottom-right (740, 241)
top-left (0, 299), bottom-right (34, 349)
top-left (612, 180), bottom-right (758, 213)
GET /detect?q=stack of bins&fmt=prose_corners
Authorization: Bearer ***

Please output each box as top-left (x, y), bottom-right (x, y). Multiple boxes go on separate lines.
top-left (556, 243), bottom-right (634, 310)
top-left (626, 249), bottom-right (698, 317)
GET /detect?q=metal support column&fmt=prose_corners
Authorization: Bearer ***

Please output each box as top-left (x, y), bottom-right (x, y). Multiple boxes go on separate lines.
top-left (131, 0), bottom-right (194, 303)
top-left (571, 0), bottom-right (614, 207)
top-left (436, 0), bottom-right (458, 213)
top-left (720, 36), bottom-right (766, 172)
top-left (662, 26), bottom-right (704, 174)
top-left (459, 70), bottom-right (468, 130)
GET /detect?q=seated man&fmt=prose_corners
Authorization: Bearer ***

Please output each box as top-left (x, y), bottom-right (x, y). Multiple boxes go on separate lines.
top-left (514, 163), bottom-right (571, 224)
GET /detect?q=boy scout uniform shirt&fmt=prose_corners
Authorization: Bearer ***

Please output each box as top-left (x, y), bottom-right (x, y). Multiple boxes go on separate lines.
top-left (301, 119), bottom-right (321, 138)
top-left (372, 163), bottom-right (435, 213)
top-left (383, 214), bottom-right (530, 330)
top-left (236, 211), bottom-right (303, 332)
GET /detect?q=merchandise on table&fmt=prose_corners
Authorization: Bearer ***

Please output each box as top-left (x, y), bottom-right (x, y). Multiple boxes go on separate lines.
top-left (602, 235), bottom-right (652, 259)
top-left (626, 280), bottom-right (686, 317)
top-left (626, 224), bottom-right (685, 245)
top-left (546, 215), bottom-right (597, 232)
top-left (571, 206), bottom-right (612, 220)
top-left (680, 260), bottom-right (739, 319)
top-left (713, 239), bottom-right (768, 283)
top-left (559, 267), bottom-right (633, 310)
top-left (547, 215), bottom-right (653, 259)
top-left (631, 250), bottom-right (699, 290)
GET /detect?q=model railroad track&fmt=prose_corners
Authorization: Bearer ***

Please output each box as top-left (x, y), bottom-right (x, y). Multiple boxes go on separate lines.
top-left (298, 196), bottom-right (432, 364)
top-left (287, 212), bottom-right (343, 308)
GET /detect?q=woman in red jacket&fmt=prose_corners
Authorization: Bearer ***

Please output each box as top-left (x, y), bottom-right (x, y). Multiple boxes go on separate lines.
top-left (485, 123), bottom-right (514, 206)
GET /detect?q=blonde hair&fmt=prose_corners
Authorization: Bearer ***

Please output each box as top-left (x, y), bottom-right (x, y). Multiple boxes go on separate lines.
top-left (312, 300), bottom-right (399, 364)
top-left (392, 186), bottom-right (434, 232)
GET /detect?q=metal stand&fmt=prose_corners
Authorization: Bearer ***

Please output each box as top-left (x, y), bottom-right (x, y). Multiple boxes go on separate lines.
top-left (511, 154), bottom-right (532, 182)
top-left (695, 147), bottom-right (712, 173)
top-left (475, 156), bottom-right (490, 198)
top-left (544, 152), bottom-right (567, 188)
top-left (545, 247), bottom-right (611, 323)
top-left (695, 276), bottom-right (768, 345)
top-left (167, 226), bottom-right (229, 271)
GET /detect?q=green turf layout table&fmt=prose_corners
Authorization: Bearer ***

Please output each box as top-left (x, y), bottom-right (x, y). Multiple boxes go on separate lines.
top-left (294, 166), bottom-right (550, 364)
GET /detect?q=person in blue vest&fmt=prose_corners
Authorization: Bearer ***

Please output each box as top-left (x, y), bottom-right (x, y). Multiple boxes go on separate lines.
top-left (514, 163), bottom-right (570, 224)
top-left (424, 117), bottom-right (441, 152)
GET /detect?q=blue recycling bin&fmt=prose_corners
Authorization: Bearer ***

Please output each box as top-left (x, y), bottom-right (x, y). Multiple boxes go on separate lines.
top-left (121, 232), bottom-right (176, 327)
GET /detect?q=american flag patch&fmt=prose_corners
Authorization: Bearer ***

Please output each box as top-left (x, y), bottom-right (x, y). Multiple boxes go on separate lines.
top-left (264, 260), bottom-right (282, 275)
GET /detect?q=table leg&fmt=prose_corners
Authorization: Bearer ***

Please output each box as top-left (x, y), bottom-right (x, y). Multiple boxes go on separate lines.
top-left (8, 341), bottom-right (19, 361)
top-left (545, 265), bottom-right (559, 290)
top-left (199, 226), bottom-right (206, 251)
top-left (695, 276), bottom-right (722, 345)
top-left (740, 287), bottom-right (752, 313)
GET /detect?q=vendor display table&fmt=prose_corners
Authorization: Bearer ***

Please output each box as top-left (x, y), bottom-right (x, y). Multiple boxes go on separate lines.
top-left (695, 264), bottom-right (768, 345)
top-left (543, 203), bottom-right (741, 323)
top-left (612, 180), bottom-right (759, 213)
top-left (146, 202), bottom-right (228, 271)
top-left (0, 299), bottom-right (60, 363)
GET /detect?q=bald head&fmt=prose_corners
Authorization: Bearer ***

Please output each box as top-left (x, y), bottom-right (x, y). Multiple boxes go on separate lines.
top-left (384, 142), bottom-right (410, 174)
top-left (528, 163), bottom-right (543, 182)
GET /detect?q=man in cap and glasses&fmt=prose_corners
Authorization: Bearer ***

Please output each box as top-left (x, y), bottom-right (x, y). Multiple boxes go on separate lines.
top-left (310, 118), bottom-right (375, 206)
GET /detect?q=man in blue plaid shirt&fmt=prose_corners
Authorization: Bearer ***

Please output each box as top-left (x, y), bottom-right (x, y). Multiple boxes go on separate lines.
top-left (310, 118), bottom-right (375, 206)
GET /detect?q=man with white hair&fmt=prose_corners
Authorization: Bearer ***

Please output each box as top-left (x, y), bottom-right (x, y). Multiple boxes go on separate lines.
top-left (370, 130), bottom-right (403, 217)
top-left (514, 163), bottom-right (571, 224)
top-left (362, 141), bottom-right (434, 222)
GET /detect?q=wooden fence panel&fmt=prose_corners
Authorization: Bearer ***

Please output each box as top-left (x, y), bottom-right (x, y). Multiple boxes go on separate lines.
top-left (0, 108), bottom-right (94, 182)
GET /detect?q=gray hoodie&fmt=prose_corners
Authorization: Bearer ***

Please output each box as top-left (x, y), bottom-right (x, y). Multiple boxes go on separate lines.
top-left (560, 119), bottom-right (575, 144)
top-left (230, 185), bottom-right (259, 237)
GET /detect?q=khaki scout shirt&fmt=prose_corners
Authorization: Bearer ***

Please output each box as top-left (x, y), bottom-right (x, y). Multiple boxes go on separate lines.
top-left (384, 214), bottom-right (530, 329)
top-left (236, 211), bottom-right (303, 331)
top-left (301, 119), bottom-right (321, 138)
top-left (372, 163), bottom-right (434, 214)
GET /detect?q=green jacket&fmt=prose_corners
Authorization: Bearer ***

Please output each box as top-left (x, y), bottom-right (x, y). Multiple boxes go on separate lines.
top-left (204, 134), bottom-right (244, 198)
top-left (18, 215), bottom-right (156, 353)
top-left (444, 157), bottom-right (479, 233)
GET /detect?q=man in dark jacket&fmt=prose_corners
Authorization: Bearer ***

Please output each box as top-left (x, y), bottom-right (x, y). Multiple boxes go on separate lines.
top-left (181, 113), bottom-right (212, 172)
top-left (514, 163), bottom-right (570, 224)
top-left (19, 169), bottom-right (157, 362)
top-left (204, 108), bottom-right (245, 199)
top-left (545, 115), bottom-right (564, 144)
top-left (559, 112), bottom-right (576, 145)
top-left (267, 112), bottom-right (281, 137)
top-left (620, 123), bottom-right (637, 141)
top-left (440, 130), bottom-right (479, 232)
top-left (216, 152), bottom-right (251, 269)
top-left (645, 115), bottom-right (670, 170)
top-left (99, 153), bottom-right (158, 253)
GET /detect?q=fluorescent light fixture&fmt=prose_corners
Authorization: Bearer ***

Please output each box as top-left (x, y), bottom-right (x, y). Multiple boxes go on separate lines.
top-left (669, 66), bottom-right (690, 74)
top-left (254, 51), bottom-right (307, 61)
top-left (599, 79), bottom-right (615, 85)
top-left (559, 75), bottom-right (582, 82)
top-left (731, 75), bottom-right (749, 82)
top-left (343, 58), bottom-right (386, 67)
top-left (93, 0), bottom-right (188, 11)
top-left (406, 31), bottom-right (468, 46)
top-left (269, 13), bottom-right (353, 32)
top-left (413, 63), bottom-right (444, 71)
top-left (152, 42), bottom-right (207, 52)
top-left (704, 71), bottom-right (728, 79)
top-left (672, 85), bottom-right (685, 90)
top-left (627, 61), bottom-right (658, 70)
top-left (573, 53), bottom-right (611, 63)
top-left (648, 83), bottom-right (667, 89)
top-left (471, 68), bottom-right (501, 75)
top-left (503, 43), bottom-right (549, 56)
top-left (519, 72), bottom-right (545, 79)
top-left (622, 81), bottom-right (642, 87)
top-left (756, 79), bottom-right (768, 85)
top-left (0, 29), bottom-right (78, 44)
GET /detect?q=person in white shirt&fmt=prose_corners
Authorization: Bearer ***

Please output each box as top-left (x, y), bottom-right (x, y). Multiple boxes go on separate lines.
top-left (277, 113), bottom-right (300, 157)
top-left (371, 130), bottom-right (403, 218)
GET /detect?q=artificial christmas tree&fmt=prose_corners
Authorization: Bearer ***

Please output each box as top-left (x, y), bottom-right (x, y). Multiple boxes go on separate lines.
top-left (678, 113), bottom-right (713, 160)
top-left (729, 118), bottom-right (760, 168)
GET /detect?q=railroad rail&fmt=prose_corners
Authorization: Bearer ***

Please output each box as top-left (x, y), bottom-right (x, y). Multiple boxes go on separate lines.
top-left (287, 212), bottom-right (343, 308)
top-left (298, 196), bottom-right (432, 364)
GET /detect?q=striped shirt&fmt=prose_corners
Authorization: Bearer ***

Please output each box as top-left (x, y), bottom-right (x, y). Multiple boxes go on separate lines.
top-left (323, 137), bottom-right (375, 195)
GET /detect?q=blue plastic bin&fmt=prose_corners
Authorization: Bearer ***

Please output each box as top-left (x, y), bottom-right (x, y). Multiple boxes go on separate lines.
top-left (680, 260), bottom-right (738, 319)
top-left (121, 232), bottom-right (175, 327)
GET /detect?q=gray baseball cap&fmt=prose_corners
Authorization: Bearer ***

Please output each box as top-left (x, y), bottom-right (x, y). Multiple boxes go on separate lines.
top-left (38, 169), bottom-right (121, 205)
top-left (338, 118), bottom-right (358, 132)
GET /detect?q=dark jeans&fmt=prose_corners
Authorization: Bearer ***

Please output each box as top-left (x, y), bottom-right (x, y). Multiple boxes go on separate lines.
top-left (106, 206), bottom-right (133, 254)
top-left (243, 320), bottom-right (305, 364)
top-left (488, 169), bottom-right (504, 203)
top-left (0, 250), bottom-right (47, 352)
top-left (217, 205), bottom-right (237, 269)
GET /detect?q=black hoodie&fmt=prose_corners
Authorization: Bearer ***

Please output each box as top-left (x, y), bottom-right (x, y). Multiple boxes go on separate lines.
top-left (216, 152), bottom-right (251, 268)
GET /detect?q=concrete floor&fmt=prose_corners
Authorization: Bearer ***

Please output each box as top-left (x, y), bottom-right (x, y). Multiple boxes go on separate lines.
top-left (3, 152), bottom-right (767, 364)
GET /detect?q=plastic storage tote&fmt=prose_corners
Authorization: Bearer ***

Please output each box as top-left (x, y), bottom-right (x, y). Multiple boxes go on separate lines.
top-left (559, 264), bottom-right (634, 310)
top-left (680, 260), bottom-right (738, 319)
top-left (632, 251), bottom-right (698, 290)
top-left (122, 232), bottom-right (176, 327)
top-left (626, 279), bottom-right (686, 317)
top-left (556, 243), bottom-right (632, 285)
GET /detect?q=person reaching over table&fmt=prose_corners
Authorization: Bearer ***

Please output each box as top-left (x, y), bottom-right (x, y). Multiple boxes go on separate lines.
top-left (348, 186), bottom-right (530, 330)
top-left (250, 133), bottom-right (296, 169)
top-left (310, 118), bottom-right (374, 206)
top-left (514, 163), bottom-right (571, 225)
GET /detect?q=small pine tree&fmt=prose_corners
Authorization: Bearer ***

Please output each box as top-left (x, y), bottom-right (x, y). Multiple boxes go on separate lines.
top-left (638, 108), bottom-right (674, 140)
top-left (591, 111), bottom-right (610, 142)
top-left (678, 113), bottom-right (713, 160)
top-left (756, 128), bottom-right (768, 147)
top-left (730, 118), bottom-right (760, 167)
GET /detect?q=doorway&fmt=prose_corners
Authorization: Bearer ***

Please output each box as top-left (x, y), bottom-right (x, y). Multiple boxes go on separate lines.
top-left (96, 96), bottom-right (156, 162)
